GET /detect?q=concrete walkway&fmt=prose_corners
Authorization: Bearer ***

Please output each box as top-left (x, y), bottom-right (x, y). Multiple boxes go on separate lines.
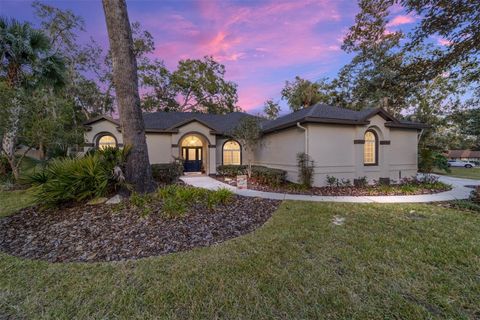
top-left (180, 175), bottom-right (480, 203)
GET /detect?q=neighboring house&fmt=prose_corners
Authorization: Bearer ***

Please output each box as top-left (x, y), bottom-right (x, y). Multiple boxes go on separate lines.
top-left (447, 150), bottom-right (480, 162)
top-left (83, 103), bottom-right (426, 186)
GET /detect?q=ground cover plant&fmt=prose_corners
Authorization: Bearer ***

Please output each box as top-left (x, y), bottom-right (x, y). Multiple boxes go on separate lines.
top-left (0, 185), bottom-right (279, 262)
top-left (0, 199), bottom-right (478, 318)
top-left (216, 169), bottom-right (451, 196)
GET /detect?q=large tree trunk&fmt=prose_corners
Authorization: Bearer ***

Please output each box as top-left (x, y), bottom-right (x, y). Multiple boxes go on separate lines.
top-left (102, 0), bottom-right (154, 193)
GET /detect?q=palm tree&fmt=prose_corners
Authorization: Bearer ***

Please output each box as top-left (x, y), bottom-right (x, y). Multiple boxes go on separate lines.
top-left (0, 17), bottom-right (65, 180)
top-left (102, 0), bottom-right (154, 193)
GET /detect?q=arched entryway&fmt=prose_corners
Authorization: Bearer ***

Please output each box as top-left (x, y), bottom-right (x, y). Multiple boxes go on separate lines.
top-left (180, 134), bottom-right (208, 172)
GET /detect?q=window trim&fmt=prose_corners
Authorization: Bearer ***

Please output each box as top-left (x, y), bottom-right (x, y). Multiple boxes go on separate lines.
top-left (95, 132), bottom-right (118, 149)
top-left (222, 139), bottom-right (242, 165)
top-left (363, 129), bottom-right (378, 166)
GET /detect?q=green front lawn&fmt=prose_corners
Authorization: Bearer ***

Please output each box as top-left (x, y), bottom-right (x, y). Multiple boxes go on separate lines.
top-left (0, 189), bottom-right (35, 217)
top-left (0, 197), bottom-right (479, 319)
top-left (435, 167), bottom-right (480, 180)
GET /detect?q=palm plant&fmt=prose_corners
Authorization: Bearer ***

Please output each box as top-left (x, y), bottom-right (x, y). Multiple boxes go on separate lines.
top-left (0, 17), bottom-right (65, 180)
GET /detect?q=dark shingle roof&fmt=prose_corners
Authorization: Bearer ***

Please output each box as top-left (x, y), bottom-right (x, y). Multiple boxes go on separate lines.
top-left (260, 104), bottom-right (379, 132)
top-left (84, 103), bottom-right (426, 134)
top-left (142, 111), bottom-right (254, 134)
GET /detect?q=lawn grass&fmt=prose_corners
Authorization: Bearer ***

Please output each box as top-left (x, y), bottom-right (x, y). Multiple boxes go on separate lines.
top-left (0, 189), bottom-right (35, 217)
top-left (0, 200), bottom-right (479, 319)
top-left (434, 167), bottom-right (480, 180)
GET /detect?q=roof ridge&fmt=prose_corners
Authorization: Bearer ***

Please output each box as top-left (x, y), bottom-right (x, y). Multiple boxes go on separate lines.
top-left (306, 104), bottom-right (319, 117)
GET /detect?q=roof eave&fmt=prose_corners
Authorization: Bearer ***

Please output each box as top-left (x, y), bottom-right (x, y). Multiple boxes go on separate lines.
top-left (262, 117), bottom-right (370, 134)
top-left (82, 115), bottom-right (120, 127)
top-left (385, 122), bottom-right (429, 129)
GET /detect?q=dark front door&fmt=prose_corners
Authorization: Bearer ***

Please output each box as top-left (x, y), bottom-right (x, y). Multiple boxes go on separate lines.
top-left (182, 147), bottom-right (203, 172)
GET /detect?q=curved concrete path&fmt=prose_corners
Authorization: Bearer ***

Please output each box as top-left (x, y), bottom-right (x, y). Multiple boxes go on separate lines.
top-left (181, 174), bottom-right (480, 203)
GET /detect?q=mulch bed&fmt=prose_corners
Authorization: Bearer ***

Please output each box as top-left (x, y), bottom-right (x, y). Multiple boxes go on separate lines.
top-left (0, 195), bottom-right (280, 263)
top-left (214, 176), bottom-right (451, 196)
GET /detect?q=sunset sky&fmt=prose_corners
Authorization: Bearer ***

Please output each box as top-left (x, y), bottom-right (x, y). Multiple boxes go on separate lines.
top-left (1, 0), bottom-right (421, 114)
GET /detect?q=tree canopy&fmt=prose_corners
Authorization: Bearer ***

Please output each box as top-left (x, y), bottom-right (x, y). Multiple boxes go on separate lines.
top-left (140, 56), bottom-right (239, 114)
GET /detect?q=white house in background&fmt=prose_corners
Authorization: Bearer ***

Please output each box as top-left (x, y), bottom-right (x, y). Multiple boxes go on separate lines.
top-left (83, 103), bottom-right (426, 186)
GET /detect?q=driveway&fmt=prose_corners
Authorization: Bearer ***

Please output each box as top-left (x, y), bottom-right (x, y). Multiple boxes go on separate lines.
top-left (181, 174), bottom-right (479, 203)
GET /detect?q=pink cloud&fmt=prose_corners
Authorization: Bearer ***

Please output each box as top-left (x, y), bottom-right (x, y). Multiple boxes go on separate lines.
top-left (131, 0), bottom-right (356, 110)
top-left (387, 14), bottom-right (415, 27)
top-left (437, 38), bottom-right (452, 46)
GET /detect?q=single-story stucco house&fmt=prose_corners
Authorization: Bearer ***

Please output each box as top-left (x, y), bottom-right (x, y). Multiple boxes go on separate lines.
top-left (83, 103), bottom-right (426, 186)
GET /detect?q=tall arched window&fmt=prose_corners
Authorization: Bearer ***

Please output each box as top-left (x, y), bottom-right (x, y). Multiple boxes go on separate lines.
top-left (97, 134), bottom-right (117, 149)
top-left (223, 140), bottom-right (241, 165)
top-left (364, 130), bottom-right (378, 165)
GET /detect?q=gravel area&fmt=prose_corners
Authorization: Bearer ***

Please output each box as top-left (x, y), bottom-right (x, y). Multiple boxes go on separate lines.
top-left (0, 195), bottom-right (280, 263)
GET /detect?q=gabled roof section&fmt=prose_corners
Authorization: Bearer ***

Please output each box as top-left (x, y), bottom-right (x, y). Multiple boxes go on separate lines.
top-left (165, 117), bottom-right (219, 133)
top-left (357, 107), bottom-right (399, 123)
top-left (141, 111), bottom-right (255, 135)
top-left (83, 115), bottom-right (120, 126)
top-left (83, 115), bottom-right (120, 131)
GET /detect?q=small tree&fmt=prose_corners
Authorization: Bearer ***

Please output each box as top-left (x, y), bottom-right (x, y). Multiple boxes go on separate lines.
top-left (418, 148), bottom-right (450, 173)
top-left (297, 152), bottom-right (314, 187)
top-left (231, 117), bottom-right (262, 178)
top-left (263, 99), bottom-right (281, 120)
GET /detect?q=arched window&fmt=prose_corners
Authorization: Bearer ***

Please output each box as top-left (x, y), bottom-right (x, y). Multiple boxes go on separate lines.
top-left (97, 134), bottom-right (117, 149)
top-left (364, 130), bottom-right (378, 165)
top-left (223, 140), bottom-right (241, 165)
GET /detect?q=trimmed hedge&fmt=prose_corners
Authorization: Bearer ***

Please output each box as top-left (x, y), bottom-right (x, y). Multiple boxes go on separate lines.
top-left (217, 165), bottom-right (286, 186)
top-left (151, 163), bottom-right (184, 183)
top-left (217, 165), bottom-right (247, 176)
top-left (252, 166), bottom-right (286, 186)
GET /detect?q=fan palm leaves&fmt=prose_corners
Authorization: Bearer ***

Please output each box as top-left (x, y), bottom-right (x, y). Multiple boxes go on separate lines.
top-left (0, 17), bottom-right (66, 180)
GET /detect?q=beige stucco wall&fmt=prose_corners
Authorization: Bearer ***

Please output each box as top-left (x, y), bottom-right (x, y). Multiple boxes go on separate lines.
top-left (388, 128), bottom-right (419, 181)
top-left (253, 127), bottom-right (305, 182)
top-left (307, 124), bottom-right (357, 186)
top-left (145, 134), bottom-right (173, 164)
top-left (84, 121), bottom-right (123, 148)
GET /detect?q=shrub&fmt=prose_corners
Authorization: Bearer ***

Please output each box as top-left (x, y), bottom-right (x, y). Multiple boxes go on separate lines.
top-left (340, 178), bottom-right (351, 187)
top-left (471, 186), bottom-right (480, 204)
top-left (354, 176), bottom-right (368, 187)
top-left (217, 165), bottom-right (286, 187)
top-left (326, 175), bottom-right (339, 187)
top-left (217, 165), bottom-right (247, 177)
top-left (28, 148), bottom-right (129, 205)
top-left (251, 166), bottom-right (286, 186)
top-left (297, 152), bottom-right (314, 187)
top-left (151, 163), bottom-right (183, 183)
top-left (418, 148), bottom-right (449, 173)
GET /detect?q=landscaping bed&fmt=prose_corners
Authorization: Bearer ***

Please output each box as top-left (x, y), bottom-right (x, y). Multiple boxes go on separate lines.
top-left (214, 176), bottom-right (452, 196)
top-left (0, 190), bottom-right (280, 263)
